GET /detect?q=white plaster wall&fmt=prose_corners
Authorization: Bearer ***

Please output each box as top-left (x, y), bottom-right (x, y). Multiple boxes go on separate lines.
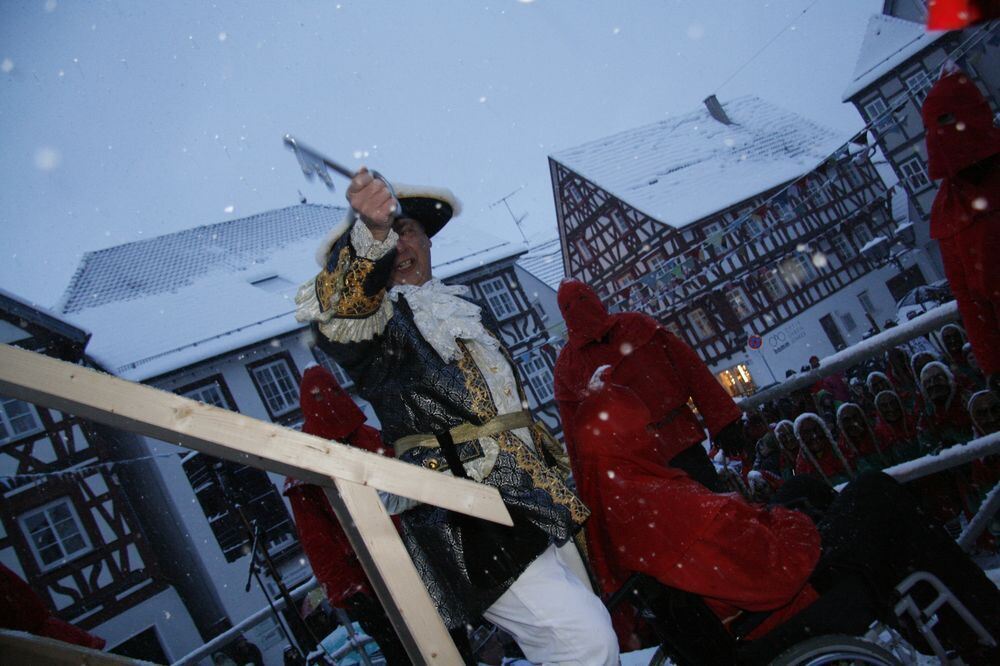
top-left (97, 586), bottom-right (203, 664)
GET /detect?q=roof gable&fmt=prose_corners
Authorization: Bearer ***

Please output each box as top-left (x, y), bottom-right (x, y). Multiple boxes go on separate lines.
top-left (550, 96), bottom-right (845, 229)
top-left (841, 14), bottom-right (946, 101)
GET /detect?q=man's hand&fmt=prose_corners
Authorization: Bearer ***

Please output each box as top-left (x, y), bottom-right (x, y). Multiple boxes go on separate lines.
top-left (346, 167), bottom-right (397, 241)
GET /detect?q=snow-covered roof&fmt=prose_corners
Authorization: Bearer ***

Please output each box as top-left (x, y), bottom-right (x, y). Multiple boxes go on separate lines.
top-left (550, 96), bottom-right (845, 229)
top-left (841, 14), bottom-right (947, 101)
top-left (517, 238), bottom-right (565, 292)
top-left (60, 203), bottom-right (523, 381)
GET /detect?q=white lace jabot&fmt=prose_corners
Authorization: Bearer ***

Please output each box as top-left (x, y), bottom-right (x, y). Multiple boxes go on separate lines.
top-left (390, 280), bottom-right (499, 363)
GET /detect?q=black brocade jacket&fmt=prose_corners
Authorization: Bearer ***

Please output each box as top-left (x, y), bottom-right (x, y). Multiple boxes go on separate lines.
top-left (298, 221), bottom-right (589, 627)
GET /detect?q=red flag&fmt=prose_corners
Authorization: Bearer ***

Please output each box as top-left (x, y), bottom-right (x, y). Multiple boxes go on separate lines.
top-left (927, 0), bottom-right (1000, 29)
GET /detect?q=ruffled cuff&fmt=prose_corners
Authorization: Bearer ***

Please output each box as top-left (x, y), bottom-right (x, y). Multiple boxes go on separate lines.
top-left (351, 221), bottom-right (398, 260)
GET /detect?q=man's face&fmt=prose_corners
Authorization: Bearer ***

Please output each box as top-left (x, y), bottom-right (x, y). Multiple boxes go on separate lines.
top-left (912, 354), bottom-right (933, 380)
top-left (797, 419), bottom-right (829, 454)
top-left (870, 376), bottom-right (892, 395)
top-left (876, 393), bottom-right (902, 423)
top-left (942, 329), bottom-right (963, 356)
top-left (390, 217), bottom-right (433, 287)
top-left (839, 407), bottom-right (867, 441)
top-left (922, 368), bottom-right (951, 405)
top-left (971, 393), bottom-right (1000, 435)
top-left (776, 424), bottom-right (798, 452)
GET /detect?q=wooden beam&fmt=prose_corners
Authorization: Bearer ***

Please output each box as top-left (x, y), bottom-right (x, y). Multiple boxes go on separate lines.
top-left (0, 630), bottom-right (144, 665)
top-left (0, 344), bottom-right (511, 525)
top-left (326, 482), bottom-right (463, 663)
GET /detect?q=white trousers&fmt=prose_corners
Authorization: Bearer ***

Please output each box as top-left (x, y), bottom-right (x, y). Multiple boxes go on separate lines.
top-left (483, 543), bottom-right (619, 666)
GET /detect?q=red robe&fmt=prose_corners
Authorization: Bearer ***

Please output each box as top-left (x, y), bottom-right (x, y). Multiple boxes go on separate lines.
top-left (554, 280), bottom-right (740, 483)
top-left (923, 70), bottom-right (1000, 375)
top-left (284, 366), bottom-right (391, 605)
top-left (0, 563), bottom-right (105, 650)
top-left (570, 380), bottom-right (820, 646)
top-left (794, 442), bottom-right (856, 482)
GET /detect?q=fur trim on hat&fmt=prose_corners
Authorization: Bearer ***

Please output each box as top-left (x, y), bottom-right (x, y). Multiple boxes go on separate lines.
top-left (393, 183), bottom-right (463, 219)
top-left (315, 208), bottom-right (356, 268)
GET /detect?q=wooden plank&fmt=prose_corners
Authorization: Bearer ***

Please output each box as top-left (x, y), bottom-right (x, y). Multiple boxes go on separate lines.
top-left (0, 630), bottom-right (152, 665)
top-left (325, 481), bottom-right (464, 664)
top-left (0, 344), bottom-right (511, 526)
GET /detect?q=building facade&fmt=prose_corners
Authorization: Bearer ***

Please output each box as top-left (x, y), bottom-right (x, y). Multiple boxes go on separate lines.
top-left (0, 290), bottom-right (208, 664)
top-left (549, 95), bottom-right (943, 395)
top-left (841, 4), bottom-right (999, 275)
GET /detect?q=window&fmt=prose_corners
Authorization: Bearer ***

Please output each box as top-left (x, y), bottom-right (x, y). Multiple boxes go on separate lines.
top-left (1, 396), bottom-right (43, 444)
top-left (761, 268), bottom-right (787, 301)
top-left (805, 178), bottom-right (827, 206)
top-left (609, 209), bottom-right (629, 234)
top-left (521, 353), bottom-right (554, 403)
top-left (687, 307), bottom-right (715, 341)
top-left (858, 290), bottom-right (876, 316)
top-left (899, 155), bottom-right (931, 192)
top-left (573, 238), bottom-right (593, 262)
top-left (702, 222), bottom-right (730, 251)
top-left (780, 254), bottom-right (817, 289)
top-left (716, 364), bottom-right (756, 398)
top-left (853, 222), bottom-right (874, 248)
top-left (904, 70), bottom-right (932, 105)
top-left (181, 454), bottom-right (295, 562)
top-left (845, 163), bottom-right (865, 188)
top-left (180, 378), bottom-right (234, 409)
top-left (863, 97), bottom-right (892, 130)
top-left (312, 347), bottom-right (353, 388)
top-left (248, 356), bottom-right (300, 419)
top-left (840, 311), bottom-right (858, 333)
top-left (19, 499), bottom-right (91, 570)
top-left (832, 234), bottom-right (854, 261)
top-left (725, 287), bottom-right (754, 319)
top-left (480, 277), bottom-right (518, 320)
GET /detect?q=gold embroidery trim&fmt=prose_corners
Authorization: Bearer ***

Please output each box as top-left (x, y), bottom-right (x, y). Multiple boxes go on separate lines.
top-left (316, 247), bottom-right (350, 314)
top-left (496, 430), bottom-right (591, 525)
top-left (456, 342), bottom-right (589, 526)
top-left (336, 253), bottom-right (386, 317)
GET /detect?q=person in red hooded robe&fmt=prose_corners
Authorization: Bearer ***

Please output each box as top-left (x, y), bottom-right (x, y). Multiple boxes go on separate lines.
top-left (571, 371), bottom-right (1000, 664)
top-left (283, 366), bottom-right (410, 665)
top-left (922, 68), bottom-right (1000, 389)
top-left (554, 279), bottom-right (745, 492)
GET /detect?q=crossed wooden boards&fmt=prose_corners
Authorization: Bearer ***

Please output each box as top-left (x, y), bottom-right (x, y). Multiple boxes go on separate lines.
top-left (0, 344), bottom-right (511, 664)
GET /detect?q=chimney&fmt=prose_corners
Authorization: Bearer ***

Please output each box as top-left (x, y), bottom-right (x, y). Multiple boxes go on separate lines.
top-left (703, 94), bottom-right (733, 125)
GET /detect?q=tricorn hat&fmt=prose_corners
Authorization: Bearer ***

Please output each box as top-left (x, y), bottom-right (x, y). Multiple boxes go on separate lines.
top-left (393, 183), bottom-right (462, 238)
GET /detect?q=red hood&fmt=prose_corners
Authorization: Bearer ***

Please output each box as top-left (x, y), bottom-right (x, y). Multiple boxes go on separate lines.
top-left (300, 366), bottom-right (366, 441)
top-left (558, 279), bottom-right (613, 348)
top-left (922, 70), bottom-right (1000, 179)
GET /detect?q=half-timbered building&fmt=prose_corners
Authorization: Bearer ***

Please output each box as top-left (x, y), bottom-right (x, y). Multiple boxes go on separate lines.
top-left (549, 95), bottom-right (944, 394)
top-left (841, 2), bottom-right (999, 273)
top-left (0, 289), bottom-right (209, 663)
top-left (52, 201), bottom-right (555, 659)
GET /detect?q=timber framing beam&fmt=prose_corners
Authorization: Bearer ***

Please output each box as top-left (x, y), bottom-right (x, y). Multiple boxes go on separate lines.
top-left (0, 343), bottom-right (512, 664)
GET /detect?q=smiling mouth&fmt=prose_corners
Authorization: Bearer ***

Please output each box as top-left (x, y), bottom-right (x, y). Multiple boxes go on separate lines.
top-left (395, 258), bottom-right (414, 271)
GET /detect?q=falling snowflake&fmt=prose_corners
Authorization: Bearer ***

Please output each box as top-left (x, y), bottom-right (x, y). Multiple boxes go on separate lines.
top-left (1, 58), bottom-right (13, 73)
top-left (612, 27), bottom-right (621, 35)
top-left (971, 197), bottom-right (987, 211)
top-left (163, 611), bottom-right (171, 620)
top-left (619, 342), bottom-right (634, 355)
top-left (218, 32), bottom-right (228, 42)
top-left (598, 411), bottom-right (609, 421)
top-left (811, 251), bottom-right (828, 269)
top-left (224, 205), bottom-right (235, 213)
top-left (34, 147), bottom-right (61, 171)
top-left (44, 0), bottom-right (57, 12)
top-left (956, 121), bottom-right (966, 131)
top-left (479, 96), bottom-right (487, 103)
top-left (686, 24), bottom-right (704, 40)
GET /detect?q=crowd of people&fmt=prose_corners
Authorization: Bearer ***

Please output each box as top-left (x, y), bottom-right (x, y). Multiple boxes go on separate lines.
top-left (725, 323), bottom-right (999, 541)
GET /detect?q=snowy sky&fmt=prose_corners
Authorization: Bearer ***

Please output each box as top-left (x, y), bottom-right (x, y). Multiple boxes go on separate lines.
top-left (1, 0), bottom-right (883, 309)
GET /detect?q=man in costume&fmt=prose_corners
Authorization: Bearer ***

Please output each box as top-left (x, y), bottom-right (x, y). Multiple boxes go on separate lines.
top-left (284, 366), bottom-right (409, 664)
top-left (294, 169), bottom-right (616, 664)
top-left (569, 374), bottom-right (1000, 664)
top-left (922, 68), bottom-right (1000, 390)
top-left (553, 279), bottom-right (745, 492)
